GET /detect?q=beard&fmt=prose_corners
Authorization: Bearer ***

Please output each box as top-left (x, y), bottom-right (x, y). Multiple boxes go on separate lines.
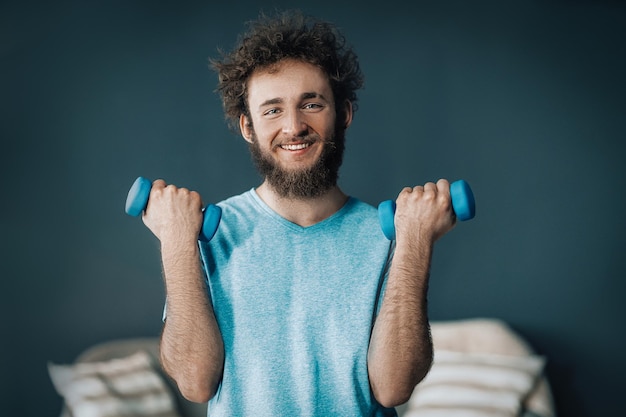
top-left (248, 125), bottom-right (346, 199)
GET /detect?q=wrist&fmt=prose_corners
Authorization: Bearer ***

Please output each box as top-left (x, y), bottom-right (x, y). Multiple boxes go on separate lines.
top-left (395, 228), bottom-right (435, 252)
top-left (393, 235), bottom-right (433, 269)
top-left (160, 238), bottom-right (200, 258)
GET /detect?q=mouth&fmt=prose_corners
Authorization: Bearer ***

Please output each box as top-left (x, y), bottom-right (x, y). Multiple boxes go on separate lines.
top-left (279, 142), bottom-right (312, 151)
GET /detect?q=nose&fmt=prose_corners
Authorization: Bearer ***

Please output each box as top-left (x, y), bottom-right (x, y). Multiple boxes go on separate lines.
top-left (282, 110), bottom-right (308, 137)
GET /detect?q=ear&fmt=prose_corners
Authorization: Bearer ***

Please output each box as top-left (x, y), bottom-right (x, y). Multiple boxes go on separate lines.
top-left (341, 100), bottom-right (354, 129)
top-left (239, 114), bottom-right (254, 143)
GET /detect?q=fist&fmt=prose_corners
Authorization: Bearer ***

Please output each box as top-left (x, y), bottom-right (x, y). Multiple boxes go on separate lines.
top-left (141, 179), bottom-right (204, 244)
top-left (393, 179), bottom-right (456, 244)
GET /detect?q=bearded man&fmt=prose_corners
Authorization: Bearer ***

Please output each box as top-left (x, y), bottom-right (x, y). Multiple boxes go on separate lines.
top-left (142, 9), bottom-right (455, 417)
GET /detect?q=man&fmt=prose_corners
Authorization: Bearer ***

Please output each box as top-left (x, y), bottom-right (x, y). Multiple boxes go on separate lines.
top-left (142, 10), bottom-right (455, 416)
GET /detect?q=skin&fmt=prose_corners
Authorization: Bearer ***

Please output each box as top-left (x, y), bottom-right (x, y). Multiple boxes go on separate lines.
top-left (143, 58), bottom-right (456, 407)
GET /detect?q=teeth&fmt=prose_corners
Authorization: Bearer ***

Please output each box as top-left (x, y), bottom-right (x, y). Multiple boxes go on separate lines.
top-left (281, 143), bottom-right (310, 151)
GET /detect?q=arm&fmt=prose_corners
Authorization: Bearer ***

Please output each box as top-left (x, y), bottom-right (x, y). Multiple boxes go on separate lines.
top-left (142, 180), bottom-right (224, 403)
top-left (368, 179), bottom-right (455, 408)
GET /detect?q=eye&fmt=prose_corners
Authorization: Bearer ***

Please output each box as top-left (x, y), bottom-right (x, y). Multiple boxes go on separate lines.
top-left (302, 103), bottom-right (324, 111)
top-left (263, 108), bottom-right (281, 117)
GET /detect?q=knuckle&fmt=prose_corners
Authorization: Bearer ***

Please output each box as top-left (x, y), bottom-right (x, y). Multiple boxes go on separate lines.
top-left (440, 196), bottom-right (452, 210)
top-left (190, 190), bottom-right (203, 204)
top-left (397, 187), bottom-right (412, 200)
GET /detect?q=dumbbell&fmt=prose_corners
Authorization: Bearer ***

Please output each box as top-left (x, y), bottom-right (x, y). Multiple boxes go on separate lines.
top-left (378, 179), bottom-right (475, 240)
top-left (125, 176), bottom-right (222, 242)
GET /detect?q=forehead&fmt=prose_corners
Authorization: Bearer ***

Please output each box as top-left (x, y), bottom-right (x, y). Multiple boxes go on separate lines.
top-left (246, 59), bottom-right (333, 105)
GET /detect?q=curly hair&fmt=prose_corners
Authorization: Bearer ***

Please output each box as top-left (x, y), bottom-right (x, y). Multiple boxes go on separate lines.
top-left (210, 10), bottom-right (364, 131)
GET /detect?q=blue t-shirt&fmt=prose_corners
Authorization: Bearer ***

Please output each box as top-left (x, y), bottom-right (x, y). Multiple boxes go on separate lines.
top-left (198, 189), bottom-right (396, 416)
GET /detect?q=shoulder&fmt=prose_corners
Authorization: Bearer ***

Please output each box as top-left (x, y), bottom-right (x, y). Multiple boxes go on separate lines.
top-left (346, 197), bottom-right (377, 214)
top-left (215, 189), bottom-right (262, 219)
top-left (342, 197), bottom-right (379, 224)
top-left (337, 197), bottom-right (388, 242)
top-left (217, 189), bottom-right (255, 209)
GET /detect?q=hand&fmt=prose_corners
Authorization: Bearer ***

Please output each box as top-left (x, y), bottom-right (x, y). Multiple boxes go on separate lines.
top-left (393, 179), bottom-right (456, 245)
top-left (141, 179), bottom-right (204, 244)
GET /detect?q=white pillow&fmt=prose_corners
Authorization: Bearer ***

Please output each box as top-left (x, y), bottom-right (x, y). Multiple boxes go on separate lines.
top-left (48, 350), bottom-right (181, 417)
top-left (404, 350), bottom-right (546, 417)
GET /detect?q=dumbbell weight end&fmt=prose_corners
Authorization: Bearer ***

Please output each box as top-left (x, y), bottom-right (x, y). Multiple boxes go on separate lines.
top-left (125, 176), bottom-right (152, 217)
top-left (200, 204), bottom-right (222, 242)
top-left (378, 200), bottom-right (397, 242)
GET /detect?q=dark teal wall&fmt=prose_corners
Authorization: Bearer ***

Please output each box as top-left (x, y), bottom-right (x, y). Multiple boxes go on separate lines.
top-left (2, 1), bottom-right (625, 415)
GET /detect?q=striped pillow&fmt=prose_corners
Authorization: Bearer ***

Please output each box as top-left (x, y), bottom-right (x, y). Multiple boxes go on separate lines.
top-left (404, 350), bottom-right (546, 417)
top-left (48, 350), bottom-right (181, 417)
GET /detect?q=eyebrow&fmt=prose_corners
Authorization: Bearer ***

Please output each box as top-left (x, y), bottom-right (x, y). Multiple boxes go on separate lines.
top-left (257, 92), bottom-right (329, 110)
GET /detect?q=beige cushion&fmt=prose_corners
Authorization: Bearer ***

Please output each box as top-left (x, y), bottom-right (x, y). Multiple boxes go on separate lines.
top-left (404, 350), bottom-right (545, 417)
top-left (397, 318), bottom-right (555, 417)
top-left (49, 350), bottom-right (181, 417)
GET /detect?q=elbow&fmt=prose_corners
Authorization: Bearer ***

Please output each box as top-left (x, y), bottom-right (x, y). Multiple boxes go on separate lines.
top-left (177, 379), bottom-right (216, 403)
top-left (371, 362), bottom-right (432, 408)
top-left (372, 384), bottom-right (415, 409)
top-left (172, 366), bottom-right (222, 403)
top-left (160, 351), bottom-right (223, 403)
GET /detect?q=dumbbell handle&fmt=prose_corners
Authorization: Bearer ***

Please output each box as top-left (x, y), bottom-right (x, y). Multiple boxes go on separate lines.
top-left (378, 179), bottom-right (475, 240)
top-left (125, 176), bottom-right (222, 242)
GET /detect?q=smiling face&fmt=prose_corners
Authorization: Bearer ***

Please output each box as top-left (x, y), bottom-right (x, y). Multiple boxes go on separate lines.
top-left (240, 59), bottom-right (353, 198)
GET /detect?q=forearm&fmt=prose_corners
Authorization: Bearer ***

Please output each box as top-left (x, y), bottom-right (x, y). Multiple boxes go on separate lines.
top-left (159, 241), bottom-right (224, 403)
top-left (368, 239), bottom-right (434, 407)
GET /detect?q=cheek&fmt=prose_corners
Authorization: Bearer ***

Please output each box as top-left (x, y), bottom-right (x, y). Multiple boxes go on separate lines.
top-left (322, 122), bottom-right (338, 142)
top-left (320, 112), bottom-right (339, 134)
top-left (247, 120), bottom-right (274, 146)
top-left (257, 117), bottom-right (281, 133)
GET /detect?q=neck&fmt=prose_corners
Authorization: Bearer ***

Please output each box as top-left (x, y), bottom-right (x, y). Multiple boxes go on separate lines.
top-left (255, 181), bottom-right (349, 227)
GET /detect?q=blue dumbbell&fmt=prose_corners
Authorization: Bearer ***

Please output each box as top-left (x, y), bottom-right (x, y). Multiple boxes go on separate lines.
top-left (378, 179), bottom-right (475, 240)
top-left (125, 176), bottom-right (222, 242)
